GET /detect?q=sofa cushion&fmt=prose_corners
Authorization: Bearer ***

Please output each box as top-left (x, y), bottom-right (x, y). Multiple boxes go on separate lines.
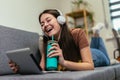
top-left (0, 67), bottom-right (115, 80)
top-left (95, 66), bottom-right (115, 80)
top-left (111, 64), bottom-right (120, 80)
top-left (0, 25), bottom-right (40, 63)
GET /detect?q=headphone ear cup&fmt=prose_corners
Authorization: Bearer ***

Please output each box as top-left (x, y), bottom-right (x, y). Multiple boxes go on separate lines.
top-left (57, 15), bottom-right (66, 25)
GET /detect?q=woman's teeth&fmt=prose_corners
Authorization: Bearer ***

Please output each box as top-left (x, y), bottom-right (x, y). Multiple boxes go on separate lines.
top-left (46, 28), bottom-right (52, 32)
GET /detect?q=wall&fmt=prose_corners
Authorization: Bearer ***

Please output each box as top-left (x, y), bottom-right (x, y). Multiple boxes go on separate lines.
top-left (0, 0), bottom-right (115, 59)
top-left (59, 0), bottom-right (115, 59)
top-left (0, 0), bottom-right (60, 34)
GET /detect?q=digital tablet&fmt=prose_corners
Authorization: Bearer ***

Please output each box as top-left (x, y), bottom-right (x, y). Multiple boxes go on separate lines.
top-left (6, 48), bottom-right (42, 74)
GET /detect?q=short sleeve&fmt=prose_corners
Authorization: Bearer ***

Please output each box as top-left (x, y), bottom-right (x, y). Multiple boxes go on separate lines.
top-left (71, 28), bottom-right (89, 49)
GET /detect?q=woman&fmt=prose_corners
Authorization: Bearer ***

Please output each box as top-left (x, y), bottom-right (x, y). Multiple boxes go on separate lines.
top-left (38, 9), bottom-right (94, 71)
top-left (10, 9), bottom-right (110, 72)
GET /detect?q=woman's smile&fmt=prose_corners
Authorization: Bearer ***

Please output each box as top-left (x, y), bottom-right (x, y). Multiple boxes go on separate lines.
top-left (45, 26), bottom-right (53, 33)
top-left (44, 26), bottom-right (55, 36)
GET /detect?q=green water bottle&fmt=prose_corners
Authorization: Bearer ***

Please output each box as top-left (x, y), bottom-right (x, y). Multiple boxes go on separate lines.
top-left (46, 36), bottom-right (58, 71)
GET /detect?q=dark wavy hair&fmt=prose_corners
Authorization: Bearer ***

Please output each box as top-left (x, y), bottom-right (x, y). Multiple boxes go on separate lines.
top-left (39, 9), bottom-right (81, 62)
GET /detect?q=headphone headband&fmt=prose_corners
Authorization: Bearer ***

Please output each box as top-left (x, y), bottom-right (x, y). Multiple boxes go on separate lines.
top-left (56, 9), bottom-right (63, 15)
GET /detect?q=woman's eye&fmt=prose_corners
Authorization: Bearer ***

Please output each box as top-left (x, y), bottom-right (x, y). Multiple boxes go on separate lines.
top-left (47, 19), bottom-right (51, 22)
top-left (41, 23), bottom-right (44, 27)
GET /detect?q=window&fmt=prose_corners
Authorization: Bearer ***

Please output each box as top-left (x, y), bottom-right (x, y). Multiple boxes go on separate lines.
top-left (109, 0), bottom-right (120, 31)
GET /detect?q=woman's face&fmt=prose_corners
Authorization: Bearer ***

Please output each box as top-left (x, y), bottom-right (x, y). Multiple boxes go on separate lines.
top-left (40, 13), bottom-right (61, 38)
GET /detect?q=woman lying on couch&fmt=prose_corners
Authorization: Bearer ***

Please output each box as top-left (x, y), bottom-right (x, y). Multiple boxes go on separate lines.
top-left (9, 9), bottom-right (110, 73)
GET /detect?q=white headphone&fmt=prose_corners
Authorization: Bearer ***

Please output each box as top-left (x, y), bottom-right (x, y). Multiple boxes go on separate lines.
top-left (56, 9), bottom-right (66, 25)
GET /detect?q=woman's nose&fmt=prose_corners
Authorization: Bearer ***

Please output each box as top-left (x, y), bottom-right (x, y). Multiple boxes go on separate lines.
top-left (42, 22), bottom-right (49, 30)
top-left (44, 22), bottom-right (49, 27)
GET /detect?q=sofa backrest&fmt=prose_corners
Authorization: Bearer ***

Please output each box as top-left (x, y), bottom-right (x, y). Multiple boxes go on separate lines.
top-left (0, 25), bottom-right (41, 63)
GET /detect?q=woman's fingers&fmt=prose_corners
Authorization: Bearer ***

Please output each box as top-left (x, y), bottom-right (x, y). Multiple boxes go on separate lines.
top-left (9, 60), bottom-right (19, 73)
top-left (47, 42), bottom-right (65, 65)
top-left (51, 43), bottom-right (60, 47)
top-left (48, 46), bottom-right (58, 52)
top-left (48, 51), bottom-right (60, 57)
top-left (14, 65), bottom-right (19, 73)
top-left (47, 46), bottom-right (62, 57)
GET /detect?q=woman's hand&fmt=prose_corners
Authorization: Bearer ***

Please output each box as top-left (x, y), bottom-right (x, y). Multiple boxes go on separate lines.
top-left (9, 60), bottom-right (19, 73)
top-left (47, 43), bottom-right (65, 66)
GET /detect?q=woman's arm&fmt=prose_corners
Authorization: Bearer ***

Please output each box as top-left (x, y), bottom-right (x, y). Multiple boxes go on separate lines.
top-left (47, 43), bottom-right (94, 71)
top-left (62, 46), bottom-right (94, 70)
top-left (40, 53), bottom-right (45, 70)
top-left (39, 36), bottom-right (45, 70)
top-left (61, 29), bottom-right (94, 70)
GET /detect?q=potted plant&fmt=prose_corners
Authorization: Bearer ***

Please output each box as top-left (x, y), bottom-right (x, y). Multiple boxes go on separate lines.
top-left (71, 0), bottom-right (89, 10)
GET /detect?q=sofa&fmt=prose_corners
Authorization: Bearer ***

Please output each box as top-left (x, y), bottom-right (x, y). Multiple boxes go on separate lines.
top-left (0, 25), bottom-right (120, 80)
